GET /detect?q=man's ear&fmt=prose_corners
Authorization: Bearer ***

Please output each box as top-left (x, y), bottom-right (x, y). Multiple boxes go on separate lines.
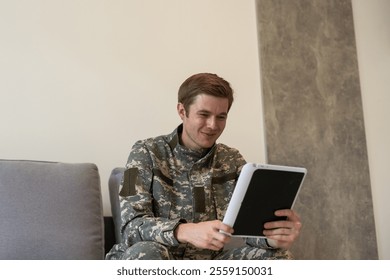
top-left (177, 103), bottom-right (186, 120)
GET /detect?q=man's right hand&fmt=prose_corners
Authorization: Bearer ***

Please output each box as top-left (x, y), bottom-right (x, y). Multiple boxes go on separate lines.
top-left (175, 220), bottom-right (234, 251)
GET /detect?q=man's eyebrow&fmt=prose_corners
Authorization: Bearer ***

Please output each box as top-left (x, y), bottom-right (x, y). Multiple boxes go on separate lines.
top-left (197, 109), bottom-right (228, 116)
top-left (217, 111), bottom-right (228, 116)
top-left (197, 109), bottom-right (211, 114)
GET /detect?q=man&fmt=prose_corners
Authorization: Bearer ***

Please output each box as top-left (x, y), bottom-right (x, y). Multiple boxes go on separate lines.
top-left (106, 73), bottom-right (302, 260)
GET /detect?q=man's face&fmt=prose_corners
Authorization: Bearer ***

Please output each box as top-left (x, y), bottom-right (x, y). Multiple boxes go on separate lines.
top-left (177, 94), bottom-right (229, 150)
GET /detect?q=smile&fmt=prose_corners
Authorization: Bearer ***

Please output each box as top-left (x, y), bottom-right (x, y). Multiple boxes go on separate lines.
top-left (202, 132), bottom-right (217, 137)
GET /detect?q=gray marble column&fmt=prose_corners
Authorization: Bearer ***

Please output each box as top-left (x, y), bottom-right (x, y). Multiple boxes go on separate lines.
top-left (255, 0), bottom-right (378, 259)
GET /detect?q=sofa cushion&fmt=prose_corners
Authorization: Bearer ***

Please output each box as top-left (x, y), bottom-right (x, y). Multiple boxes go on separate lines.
top-left (0, 159), bottom-right (104, 259)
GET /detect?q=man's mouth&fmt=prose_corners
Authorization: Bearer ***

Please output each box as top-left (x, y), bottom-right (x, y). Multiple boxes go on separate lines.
top-left (202, 131), bottom-right (217, 137)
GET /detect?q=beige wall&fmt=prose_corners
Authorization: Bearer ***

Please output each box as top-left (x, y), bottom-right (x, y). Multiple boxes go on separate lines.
top-left (352, 0), bottom-right (390, 260)
top-left (0, 1), bottom-right (265, 215)
top-left (0, 0), bottom-right (388, 259)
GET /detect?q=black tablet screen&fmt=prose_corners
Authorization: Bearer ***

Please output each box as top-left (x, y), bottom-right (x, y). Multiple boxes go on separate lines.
top-left (232, 169), bottom-right (305, 236)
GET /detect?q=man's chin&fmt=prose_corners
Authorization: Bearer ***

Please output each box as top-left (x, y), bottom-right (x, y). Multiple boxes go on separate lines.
top-left (200, 140), bottom-right (216, 149)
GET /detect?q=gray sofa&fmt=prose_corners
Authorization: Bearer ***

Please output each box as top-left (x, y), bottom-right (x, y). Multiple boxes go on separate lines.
top-left (0, 159), bottom-right (106, 259)
top-left (0, 159), bottom-right (245, 260)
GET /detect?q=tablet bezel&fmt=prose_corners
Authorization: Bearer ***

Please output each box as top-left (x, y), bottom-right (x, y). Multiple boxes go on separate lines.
top-left (222, 163), bottom-right (307, 238)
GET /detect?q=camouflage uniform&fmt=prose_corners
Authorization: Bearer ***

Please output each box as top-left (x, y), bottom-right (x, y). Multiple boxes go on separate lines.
top-left (106, 125), bottom-right (292, 260)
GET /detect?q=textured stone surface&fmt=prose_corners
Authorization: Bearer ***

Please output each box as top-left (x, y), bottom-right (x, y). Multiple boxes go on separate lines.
top-left (256, 0), bottom-right (378, 259)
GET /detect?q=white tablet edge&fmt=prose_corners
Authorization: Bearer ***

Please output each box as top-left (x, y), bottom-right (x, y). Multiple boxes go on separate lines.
top-left (222, 163), bottom-right (257, 228)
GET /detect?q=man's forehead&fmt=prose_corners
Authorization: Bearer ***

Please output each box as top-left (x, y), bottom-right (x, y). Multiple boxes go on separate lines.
top-left (190, 94), bottom-right (229, 111)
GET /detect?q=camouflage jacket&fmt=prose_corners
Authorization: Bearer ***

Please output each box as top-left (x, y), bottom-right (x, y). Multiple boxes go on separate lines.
top-left (118, 125), bottom-right (270, 258)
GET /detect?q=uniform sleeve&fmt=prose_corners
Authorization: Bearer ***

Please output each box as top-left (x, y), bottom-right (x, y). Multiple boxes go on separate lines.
top-left (119, 140), bottom-right (184, 248)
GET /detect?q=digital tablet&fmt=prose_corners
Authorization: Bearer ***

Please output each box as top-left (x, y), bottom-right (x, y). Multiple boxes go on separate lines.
top-left (222, 163), bottom-right (307, 238)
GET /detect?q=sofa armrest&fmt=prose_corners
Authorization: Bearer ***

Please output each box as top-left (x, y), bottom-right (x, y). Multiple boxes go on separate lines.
top-left (108, 167), bottom-right (125, 244)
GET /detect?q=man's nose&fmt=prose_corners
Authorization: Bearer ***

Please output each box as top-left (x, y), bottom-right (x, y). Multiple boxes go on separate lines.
top-left (206, 117), bottom-right (217, 129)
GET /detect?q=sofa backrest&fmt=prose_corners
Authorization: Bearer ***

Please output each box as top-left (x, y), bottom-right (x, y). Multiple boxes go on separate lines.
top-left (0, 159), bottom-right (104, 259)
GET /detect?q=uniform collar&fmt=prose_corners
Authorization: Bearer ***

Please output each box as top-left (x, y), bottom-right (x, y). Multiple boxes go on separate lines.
top-left (169, 124), bottom-right (216, 162)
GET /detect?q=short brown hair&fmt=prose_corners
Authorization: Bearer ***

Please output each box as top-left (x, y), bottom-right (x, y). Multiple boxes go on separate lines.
top-left (178, 73), bottom-right (234, 114)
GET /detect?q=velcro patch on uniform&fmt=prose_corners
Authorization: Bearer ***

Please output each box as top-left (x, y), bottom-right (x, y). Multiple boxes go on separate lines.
top-left (119, 168), bottom-right (138, 197)
top-left (193, 186), bottom-right (206, 213)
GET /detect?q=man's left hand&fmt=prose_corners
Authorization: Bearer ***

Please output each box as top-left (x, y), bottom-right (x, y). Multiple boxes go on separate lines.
top-left (262, 209), bottom-right (302, 249)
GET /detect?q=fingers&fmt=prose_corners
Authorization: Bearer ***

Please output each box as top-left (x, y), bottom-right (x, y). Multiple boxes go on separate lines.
top-left (209, 221), bottom-right (234, 250)
top-left (274, 209), bottom-right (300, 221)
top-left (218, 221), bottom-right (234, 235)
top-left (263, 229), bottom-right (298, 250)
top-left (179, 220), bottom-right (233, 251)
top-left (264, 209), bottom-right (301, 229)
top-left (262, 209), bottom-right (302, 249)
top-left (208, 235), bottom-right (229, 251)
top-left (209, 221), bottom-right (233, 249)
top-left (264, 220), bottom-right (302, 231)
top-left (263, 224), bottom-right (300, 239)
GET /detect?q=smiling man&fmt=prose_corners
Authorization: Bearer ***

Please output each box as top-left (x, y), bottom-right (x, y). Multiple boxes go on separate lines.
top-left (106, 73), bottom-right (302, 260)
